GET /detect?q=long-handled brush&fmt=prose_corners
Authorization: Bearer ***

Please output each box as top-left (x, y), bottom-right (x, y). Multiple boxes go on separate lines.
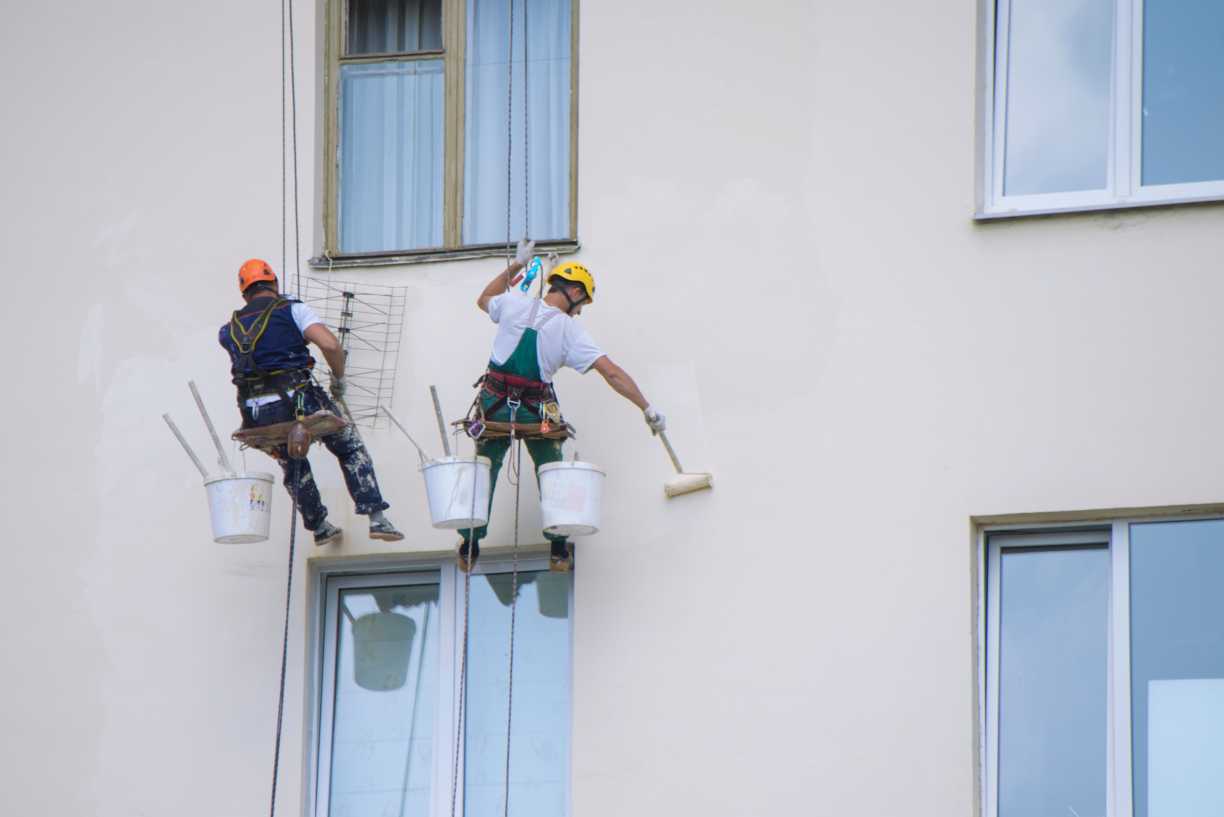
top-left (657, 430), bottom-right (712, 497)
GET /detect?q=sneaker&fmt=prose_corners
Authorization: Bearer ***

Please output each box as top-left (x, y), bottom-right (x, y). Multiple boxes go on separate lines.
top-left (369, 516), bottom-right (404, 542)
top-left (313, 521), bottom-right (343, 547)
top-left (457, 540), bottom-right (479, 574)
top-left (548, 541), bottom-right (573, 573)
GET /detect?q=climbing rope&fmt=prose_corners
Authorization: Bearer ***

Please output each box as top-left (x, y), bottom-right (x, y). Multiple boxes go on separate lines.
top-left (267, 3), bottom-right (305, 816)
top-left (502, 436), bottom-right (523, 817)
top-left (448, 569), bottom-right (472, 817)
top-left (281, 0), bottom-right (303, 297)
top-left (267, 457), bottom-right (300, 817)
top-left (504, 0), bottom-right (517, 267)
top-left (449, 440), bottom-right (482, 817)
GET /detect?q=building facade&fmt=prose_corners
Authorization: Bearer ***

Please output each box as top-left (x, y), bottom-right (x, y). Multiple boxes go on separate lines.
top-left (4, 0), bottom-right (1224, 815)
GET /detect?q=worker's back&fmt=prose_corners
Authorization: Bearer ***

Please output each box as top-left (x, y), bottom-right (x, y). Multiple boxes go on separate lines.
top-left (218, 296), bottom-right (314, 382)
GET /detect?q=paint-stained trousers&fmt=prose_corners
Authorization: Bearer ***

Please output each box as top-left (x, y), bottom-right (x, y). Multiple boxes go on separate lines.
top-left (239, 385), bottom-right (389, 531)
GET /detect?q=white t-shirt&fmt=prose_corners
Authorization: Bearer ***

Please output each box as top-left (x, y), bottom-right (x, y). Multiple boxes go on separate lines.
top-left (487, 291), bottom-right (604, 383)
top-left (245, 301), bottom-right (326, 408)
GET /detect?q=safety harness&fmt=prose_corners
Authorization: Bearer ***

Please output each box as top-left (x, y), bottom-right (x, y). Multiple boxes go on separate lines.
top-left (461, 298), bottom-right (573, 440)
top-left (228, 297), bottom-right (313, 404)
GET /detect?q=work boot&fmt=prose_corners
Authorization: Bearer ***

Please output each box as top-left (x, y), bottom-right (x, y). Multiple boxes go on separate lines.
top-left (313, 521), bottom-right (343, 547)
top-left (457, 540), bottom-right (479, 574)
top-left (548, 540), bottom-right (573, 573)
top-left (368, 512), bottom-right (404, 542)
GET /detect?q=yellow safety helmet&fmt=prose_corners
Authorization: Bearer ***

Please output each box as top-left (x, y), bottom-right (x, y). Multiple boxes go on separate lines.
top-left (547, 262), bottom-right (595, 304)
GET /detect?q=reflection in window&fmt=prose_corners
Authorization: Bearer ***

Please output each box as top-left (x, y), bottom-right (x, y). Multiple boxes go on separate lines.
top-left (996, 546), bottom-right (1107, 817)
top-left (1130, 520), bottom-right (1224, 817)
top-left (329, 584), bottom-right (439, 816)
top-left (1141, 0), bottom-right (1224, 186)
top-left (465, 571), bottom-right (570, 817)
top-left (1000, 0), bottom-right (1113, 195)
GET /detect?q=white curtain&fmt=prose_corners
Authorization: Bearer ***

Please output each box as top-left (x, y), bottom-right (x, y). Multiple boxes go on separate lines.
top-left (340, 59), bottom-right (445, 253)
top-left (464, 0), bottom-right (571, 245)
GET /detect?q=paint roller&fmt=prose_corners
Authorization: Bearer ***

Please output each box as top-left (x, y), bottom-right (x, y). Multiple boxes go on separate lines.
top-left (656, 430), bottom-right (712, 498)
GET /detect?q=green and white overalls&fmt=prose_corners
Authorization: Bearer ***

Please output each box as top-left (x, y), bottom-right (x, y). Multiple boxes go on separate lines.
top-left (460, 299), bottom-right (568, 549)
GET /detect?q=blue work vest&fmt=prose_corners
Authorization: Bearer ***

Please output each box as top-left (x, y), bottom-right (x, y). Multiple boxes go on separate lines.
top-left (218, 296), bottom-right (315, 387)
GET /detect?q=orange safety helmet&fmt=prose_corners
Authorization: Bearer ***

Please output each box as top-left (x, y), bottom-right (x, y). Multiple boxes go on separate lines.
top-left (238, 258), bottom-right (277, 293)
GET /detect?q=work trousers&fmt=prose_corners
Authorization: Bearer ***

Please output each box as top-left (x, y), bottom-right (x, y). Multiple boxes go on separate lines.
top-left (459, 391), bottom-right (566, 546)
top-left (239, 385), bottom-right (389, 531)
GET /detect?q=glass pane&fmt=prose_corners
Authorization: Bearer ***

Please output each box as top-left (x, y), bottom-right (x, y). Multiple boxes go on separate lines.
top-left (1130, 520), bottom-right (1224, 817)
top-left (465, 571), bottom-right (570, 817)
top-left (1001, 0), bottom-right (1113, 195)
top-left (339, 59), bottom-right (444, 253)
top-left (347, 0), bottom-right (442, 55)
top-left (997, 547), bottom-right (1107, 817)
top-left (1141, 0), bottom-right (1224, 185)
top-left (329, 583), bottom-right (440, 816)
top-left (463, 0), bottom-right (571, 244)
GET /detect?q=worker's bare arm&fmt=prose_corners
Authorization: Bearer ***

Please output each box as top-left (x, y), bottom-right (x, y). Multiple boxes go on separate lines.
top-left (304, 323), bottom-right (346, 378)
top-left (591, 355), bottom-right (649, 411)
top-left (477, 262), bottom-right (526, 313)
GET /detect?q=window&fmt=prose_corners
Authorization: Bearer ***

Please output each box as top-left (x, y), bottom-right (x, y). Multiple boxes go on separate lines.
top-left (982, 519), bottom-right (1224, 817)
top-left (981, 0), bottom-right (1224, 217)
top-left (314, 560), bottom-right (572, 817)
top-left (324, 0), bottom-right (577, 258)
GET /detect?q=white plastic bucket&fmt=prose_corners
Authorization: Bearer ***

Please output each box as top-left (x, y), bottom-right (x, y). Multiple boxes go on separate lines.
top-left (538, 461), bottom-right (605, 537)
top-left (204, 472), bottom-right (275, 544)
top-left (421, 456), bottom-right (492, 530)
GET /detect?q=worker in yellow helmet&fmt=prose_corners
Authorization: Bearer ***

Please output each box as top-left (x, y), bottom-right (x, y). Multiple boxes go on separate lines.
top-left (458, 240), bottom-right (664, 572)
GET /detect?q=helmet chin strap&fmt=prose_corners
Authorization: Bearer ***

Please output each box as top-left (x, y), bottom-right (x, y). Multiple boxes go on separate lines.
top-left (560, 286), bottom-right (588, 315)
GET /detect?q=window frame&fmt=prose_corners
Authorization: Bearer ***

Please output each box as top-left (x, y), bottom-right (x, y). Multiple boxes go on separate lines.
top-left (978, 0), bottom-right (1224, 219)
top-left (320, 0), bottom-right (581, 263)
top-left (308, 554), bottom-right (574, 817)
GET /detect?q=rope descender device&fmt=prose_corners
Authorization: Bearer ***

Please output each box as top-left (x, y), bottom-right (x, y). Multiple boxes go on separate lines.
top-left (286, 391), bottom-right (311, 459)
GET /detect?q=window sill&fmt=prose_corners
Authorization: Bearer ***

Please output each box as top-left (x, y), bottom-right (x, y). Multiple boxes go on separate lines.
top-left (975, 192), bottom-right (1224, 222)
top-left (310, 240), bottom-right (581, 269)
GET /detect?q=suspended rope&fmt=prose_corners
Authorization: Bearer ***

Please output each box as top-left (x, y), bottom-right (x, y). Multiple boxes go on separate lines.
top-left (502, 436), bottom-right (523, 817)
top-left (267, 2), bottom-right (305, 816)
top-left (522, 0), bottom-right (530, 241)
top-left (448, 569), bottom-right (472, 817)
top-left (267, 457), bottom-right (300, 817)
top-left (504, 0), bottom-right (517, 265)
top-left (280, 0), bottom-right (303, 296)
top-left (286, 0), bottom-right (302, 298)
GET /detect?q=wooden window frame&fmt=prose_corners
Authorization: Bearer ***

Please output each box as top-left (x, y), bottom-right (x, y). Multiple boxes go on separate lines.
top-left (320, 0), bottom-right (580, 265)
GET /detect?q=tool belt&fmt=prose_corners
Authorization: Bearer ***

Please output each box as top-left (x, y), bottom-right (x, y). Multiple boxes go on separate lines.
top-left (461, 369), bottom-right (574, 440)
top-left (234, 367), bottom-right (313, 404)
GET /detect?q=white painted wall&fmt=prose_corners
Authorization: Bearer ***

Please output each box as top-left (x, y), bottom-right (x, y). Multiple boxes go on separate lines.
top-left (4, 1), bottom-right (1224, 815)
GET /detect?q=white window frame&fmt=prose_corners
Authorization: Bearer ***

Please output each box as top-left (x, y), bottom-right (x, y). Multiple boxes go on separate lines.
top-left (308, 555), bottom-right (573, 817)
top-left (978, 0), bottom-right (1224, 219)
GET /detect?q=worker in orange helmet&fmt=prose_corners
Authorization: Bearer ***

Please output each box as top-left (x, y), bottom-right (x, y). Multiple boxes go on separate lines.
top-left (218, 259), bottom-right (402, 546)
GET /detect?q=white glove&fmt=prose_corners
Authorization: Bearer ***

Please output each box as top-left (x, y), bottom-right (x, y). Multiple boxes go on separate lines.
top-left (515, 238), bottom-right (535, 267)
top-left (643, 406), bottom-right (666, 435)
top-left (329, 374), bottom-right (347, 400)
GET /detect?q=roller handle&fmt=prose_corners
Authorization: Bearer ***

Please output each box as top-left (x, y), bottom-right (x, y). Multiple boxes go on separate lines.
top-left (163, 413), bottom-right (209, 479)
top-left (188, 380), bottom-right (235, 474)
top-left (430, 385), bottom-right (452, 457)
top-left (657, 430), bottom-right (685, 474)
